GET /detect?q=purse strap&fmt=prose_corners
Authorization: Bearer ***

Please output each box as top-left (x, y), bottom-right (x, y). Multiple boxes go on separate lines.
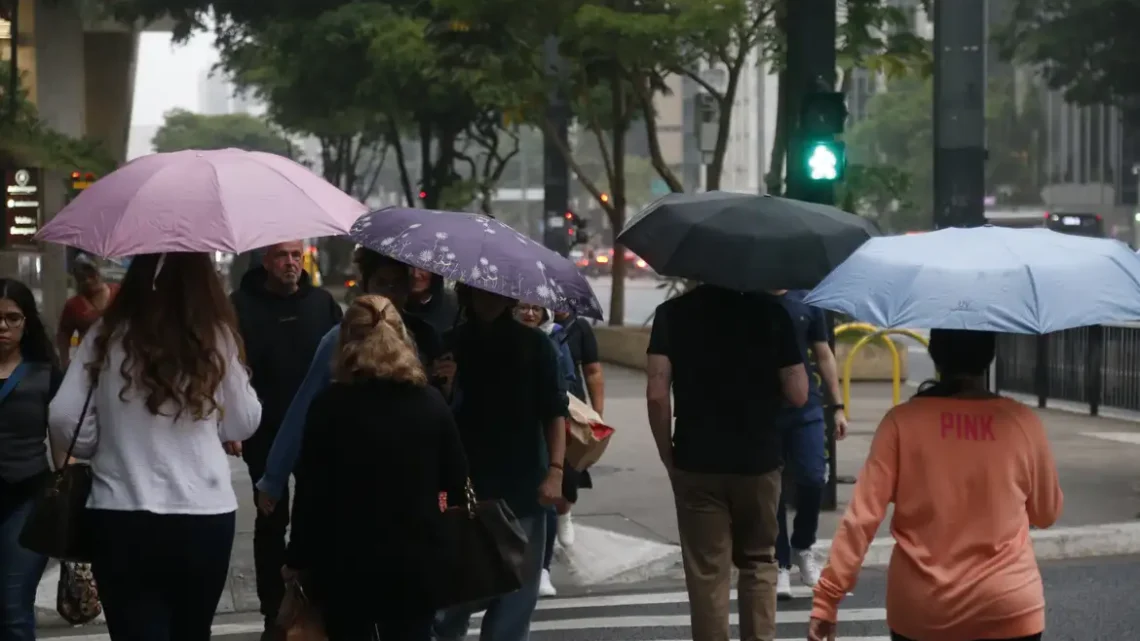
top-left (62, 384), bottom-right (97, 465)
top-left (0, 362), bottom-right (29, 406)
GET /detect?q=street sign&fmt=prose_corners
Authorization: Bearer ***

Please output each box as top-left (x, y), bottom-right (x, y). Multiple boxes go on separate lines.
top-left (2, 167), bottom-right (42, 251)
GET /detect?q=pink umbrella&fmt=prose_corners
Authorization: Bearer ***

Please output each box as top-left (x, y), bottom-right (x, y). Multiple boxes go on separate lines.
top-left (36, 148), bottom-right (368, 257)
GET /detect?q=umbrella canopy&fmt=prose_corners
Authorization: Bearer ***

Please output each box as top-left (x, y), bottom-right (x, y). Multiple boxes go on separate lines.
top-left (617, 191), bottom-right (880, 292)
top-left (350, 207), bottom-right (603, 319)
top-left (36, 148), bottom-right (368, 257)
top-left (804, 226), bottom-right (1140, 334)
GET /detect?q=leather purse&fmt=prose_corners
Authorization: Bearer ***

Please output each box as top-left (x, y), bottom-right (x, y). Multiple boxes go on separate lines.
top-left (20, 385), bottom-right (96, 562)
top-left (432, 479), bottom-right (530, 609)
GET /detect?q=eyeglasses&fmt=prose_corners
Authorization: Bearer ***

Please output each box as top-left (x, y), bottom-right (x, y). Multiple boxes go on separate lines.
top-left (0, 313), bottom-right (25, 328)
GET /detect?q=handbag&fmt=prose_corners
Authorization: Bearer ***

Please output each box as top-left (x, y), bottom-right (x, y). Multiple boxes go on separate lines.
top-left (20, 384), bottom-right (97, 562)
top-left (56, 560), bottom-right (102, 625)
top-left (432, 479), bottom-right (530, 609)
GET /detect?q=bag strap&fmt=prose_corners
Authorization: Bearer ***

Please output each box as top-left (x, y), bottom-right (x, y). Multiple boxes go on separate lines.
top-left (62, 384), bottom-right (97, 465)
top-left (0, 362), bottom-right (29, 405)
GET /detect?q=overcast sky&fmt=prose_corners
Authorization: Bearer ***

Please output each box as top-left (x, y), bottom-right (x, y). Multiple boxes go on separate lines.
top-left (131, 31), bottom-right (217, 126)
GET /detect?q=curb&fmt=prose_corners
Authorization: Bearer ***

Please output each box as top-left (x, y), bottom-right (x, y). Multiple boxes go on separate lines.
top-left (648, 521), bottom-right (1140, 583)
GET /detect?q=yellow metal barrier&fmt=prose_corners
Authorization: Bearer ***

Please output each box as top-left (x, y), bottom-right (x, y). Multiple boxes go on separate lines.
top-left (839, 327), bottom-right (931, 416)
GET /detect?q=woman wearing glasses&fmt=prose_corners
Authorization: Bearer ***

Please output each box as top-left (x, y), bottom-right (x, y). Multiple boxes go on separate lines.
top-left (0, 278), bottom-right (64, 641)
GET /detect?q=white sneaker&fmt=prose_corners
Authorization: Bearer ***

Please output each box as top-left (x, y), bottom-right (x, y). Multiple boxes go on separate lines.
top-left (794, 548), bottom-right (821, 587)
top-left (776, 568), bottom-right (793, 601)
top-left (557, 512), bottom-right (575, 547)
top-left (539, 569), bottom-right (557, 597)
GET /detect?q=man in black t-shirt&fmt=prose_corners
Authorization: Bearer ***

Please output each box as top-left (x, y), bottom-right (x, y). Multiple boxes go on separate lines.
top-left (646, 285), bottom-right (807, 641)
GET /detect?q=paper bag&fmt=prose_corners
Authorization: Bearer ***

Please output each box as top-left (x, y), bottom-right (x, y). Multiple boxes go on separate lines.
top-left (565, 394), bottom-right (616, 471)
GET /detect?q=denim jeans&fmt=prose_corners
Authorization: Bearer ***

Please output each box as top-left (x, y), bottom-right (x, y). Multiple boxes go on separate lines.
top-left (775, 420), bottom-right (827, 569)
top-left (0, 497), bottom-right (49, 641)
top-left (434, 514), bottom-right (546, 641)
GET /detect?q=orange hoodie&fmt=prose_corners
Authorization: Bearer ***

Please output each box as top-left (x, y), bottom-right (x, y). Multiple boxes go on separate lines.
top-left (812, 396), bottom-right (1063, 641)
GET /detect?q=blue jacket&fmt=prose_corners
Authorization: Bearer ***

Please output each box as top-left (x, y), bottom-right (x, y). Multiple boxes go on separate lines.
top-left (255, 326), bottom-right (339, 500)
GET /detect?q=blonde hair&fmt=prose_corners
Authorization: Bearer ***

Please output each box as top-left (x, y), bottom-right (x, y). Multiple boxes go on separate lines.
top-left (333, 295), bottom-right (427, 386)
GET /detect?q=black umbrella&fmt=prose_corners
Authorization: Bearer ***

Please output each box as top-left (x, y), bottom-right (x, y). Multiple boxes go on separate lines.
top-left (616, 191), bottom-right (881, 292)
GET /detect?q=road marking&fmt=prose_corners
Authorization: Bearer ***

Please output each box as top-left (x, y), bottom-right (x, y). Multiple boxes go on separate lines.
top-left (471, 608), bottom-right (887, 631)
top-left (41, 621), bottom-right (264, 640)
top-left (524, 587), bottom-right (818, 610)
top-left (1080, 431), bottom-right (1140, 445)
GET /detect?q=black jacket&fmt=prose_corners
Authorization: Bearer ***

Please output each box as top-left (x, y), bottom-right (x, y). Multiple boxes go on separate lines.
top-left (285, 379), bottom-right (467, 611)
top-left (405, 274), bottom-right (460, 336)
top-left (230, 266), bottom-right (342, 460)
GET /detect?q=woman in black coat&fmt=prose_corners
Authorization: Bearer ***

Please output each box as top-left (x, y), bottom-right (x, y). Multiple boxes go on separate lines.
top-left (284, 294), bottom-right (468, 640)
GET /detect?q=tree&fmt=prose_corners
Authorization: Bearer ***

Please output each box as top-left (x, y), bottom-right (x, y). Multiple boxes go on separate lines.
top-left (151, 108), bottom-right (295, 155)
top-left (997, 0), bottom-right (1140, 122)
top-left (844, 75), bottom-right (1045, 231)
top-left (0, 65), bottom-right (115, 174)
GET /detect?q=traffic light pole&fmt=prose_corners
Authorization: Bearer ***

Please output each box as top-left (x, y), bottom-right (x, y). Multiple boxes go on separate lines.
top-left (932, 0), bottom-right (987, 229)
top-left (785, 0), bottom-right (841, 512)
top-left (542, 36), bottom-right (571, 257)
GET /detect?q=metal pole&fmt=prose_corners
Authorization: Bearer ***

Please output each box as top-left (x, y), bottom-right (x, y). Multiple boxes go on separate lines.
top-left (7, 0), bottom-right (18, 123)
top-left (932, 0), bottom-right (987, 229)
top-left (541, 36), bottom-right (571, 257)
top-left (784, 0), bottom-right (840, 512)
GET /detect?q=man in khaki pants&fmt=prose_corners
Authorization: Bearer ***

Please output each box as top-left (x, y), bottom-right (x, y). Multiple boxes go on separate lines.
top-left (646, 285), bottom-right (808, 641)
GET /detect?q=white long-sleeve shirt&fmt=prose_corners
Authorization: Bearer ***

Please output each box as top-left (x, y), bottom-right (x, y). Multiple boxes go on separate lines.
top-left (48, 320), bottom-right (262, 515)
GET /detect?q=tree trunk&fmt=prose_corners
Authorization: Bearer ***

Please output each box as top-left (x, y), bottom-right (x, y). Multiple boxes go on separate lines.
top-left (608, 75), bottom-right (629, 326)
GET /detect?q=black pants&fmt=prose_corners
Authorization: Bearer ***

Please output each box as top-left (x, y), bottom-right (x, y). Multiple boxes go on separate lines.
top-left (246, 459), bottom-right (290, 624)
top-left (89, 509), bottom-right (235, 641)
top-left (891, 633), bottom-right (1042, 641)
top-left (325, 609), bottom-right (434, 641)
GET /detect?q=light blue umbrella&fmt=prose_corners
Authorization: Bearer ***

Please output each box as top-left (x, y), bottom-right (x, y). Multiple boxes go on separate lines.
top-left (804, 226), bottom-right (1140, 333)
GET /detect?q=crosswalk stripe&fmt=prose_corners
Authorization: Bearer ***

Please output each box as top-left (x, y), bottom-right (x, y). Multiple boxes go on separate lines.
top-left (512, 586), bottom-right (818, 611)
top-left (470, 608), bottom-right (887, 632)
top-left (43, 621), bottom-right (265, 640)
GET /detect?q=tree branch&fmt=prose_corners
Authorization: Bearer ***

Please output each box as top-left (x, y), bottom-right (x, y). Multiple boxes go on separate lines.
top-left (539, 116), bottom-right (615, 218)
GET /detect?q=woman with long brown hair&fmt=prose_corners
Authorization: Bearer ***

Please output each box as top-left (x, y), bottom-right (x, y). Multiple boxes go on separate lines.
top-left (284, 294), bottom-right (467, 640)
top-left (48, 252), bottom-right (262, 640)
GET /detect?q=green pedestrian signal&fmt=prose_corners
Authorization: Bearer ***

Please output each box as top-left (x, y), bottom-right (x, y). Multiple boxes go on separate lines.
top-left (805, 140), bottom-right (845, 182)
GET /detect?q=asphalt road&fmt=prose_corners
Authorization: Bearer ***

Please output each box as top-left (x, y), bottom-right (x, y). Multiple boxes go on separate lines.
top-left (43, 555), bottom-right (1140, 640)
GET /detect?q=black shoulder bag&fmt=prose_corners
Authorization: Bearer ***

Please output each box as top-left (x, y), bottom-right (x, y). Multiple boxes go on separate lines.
top-left (20, 384), bottom-right (97, 562)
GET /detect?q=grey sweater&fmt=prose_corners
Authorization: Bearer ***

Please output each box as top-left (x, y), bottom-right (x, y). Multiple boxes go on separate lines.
top-left (0, 361), bottom-right (62, 484)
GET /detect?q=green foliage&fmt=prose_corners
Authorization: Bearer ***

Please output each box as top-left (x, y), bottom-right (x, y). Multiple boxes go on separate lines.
top-left (151, 108), bottom-right (294, 156)
top-left (0, 65), bottom-right (116, 175)
top-left (837, 0), bottom-right (933, 82)
top-left (843, 75), bottom-right (1045, 231)
top-left (997, 0), bottom-right (1140, 122)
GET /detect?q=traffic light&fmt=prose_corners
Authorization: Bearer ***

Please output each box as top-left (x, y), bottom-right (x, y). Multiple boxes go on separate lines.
top-left (418, 190), bottom-right (427, 202)
top-left (796, 91), bottom-right (848, 185)
top-left (805, 140), bottom-right (845, 182)
top-left (564, 211), bottom-right (590, 246)
top-left (70, 171), bottom-right (96, 191)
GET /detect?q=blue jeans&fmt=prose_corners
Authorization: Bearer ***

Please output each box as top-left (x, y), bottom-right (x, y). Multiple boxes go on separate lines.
top-left (0, 497), bottom-right (49, 641)
top-left (434, 514), bottom-right (546, 641)
top-left (776, 420), bottom-right (826, 569)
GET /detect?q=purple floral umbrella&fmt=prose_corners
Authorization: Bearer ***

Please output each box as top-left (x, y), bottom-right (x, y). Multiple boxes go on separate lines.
top-left (350, 207), bottom-right (603, 319)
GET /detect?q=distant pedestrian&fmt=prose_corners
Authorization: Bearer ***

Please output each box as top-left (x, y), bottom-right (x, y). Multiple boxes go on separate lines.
top-left (433, 286), bottom-right (567, 641)
top-left (0, 279), bottom-right (62, 641)
top-left (284, 295), bottom-right (467, 640)
top-left (230, 240), bottom-right (343, 640)
top-left (56, 254), bottom-right (118, 369)
top-left (550, 310), bottom-right (604, 549)
top-left (808, 329), bottom-right (1062, 641)
top-left (646, 285), bottom-right (807, 641)
top-left (768, 289), bottom-right (848, 599)
top-left (514, 303), bottom-right (576, 598)
top-left (48, 252), bottom-right (262, 640)
top-left (253, 249), bottom-right (444, 516)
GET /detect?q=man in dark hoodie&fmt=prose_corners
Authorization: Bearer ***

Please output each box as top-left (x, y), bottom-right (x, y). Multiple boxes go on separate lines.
top-left (405, 267), bottom-right (460, 334)
top-left (229, 240), bottom-right (343, 640)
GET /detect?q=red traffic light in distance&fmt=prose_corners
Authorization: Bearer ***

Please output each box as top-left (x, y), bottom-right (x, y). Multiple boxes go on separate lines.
top-left (418, 191), bottom-right (427, 200)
